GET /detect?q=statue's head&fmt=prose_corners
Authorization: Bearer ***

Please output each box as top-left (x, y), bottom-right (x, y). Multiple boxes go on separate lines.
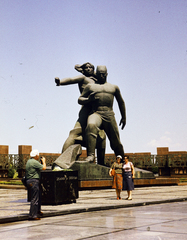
top-left (75, 62), bottom-right (94, 77)
top-left (82, 62), bottom-right (94, 76)
top-left (96, 65), bottom-right (108, 84)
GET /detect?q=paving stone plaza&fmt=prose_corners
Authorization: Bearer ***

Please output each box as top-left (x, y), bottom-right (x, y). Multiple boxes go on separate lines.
top-left (0, 185), bottom-right (187, 239)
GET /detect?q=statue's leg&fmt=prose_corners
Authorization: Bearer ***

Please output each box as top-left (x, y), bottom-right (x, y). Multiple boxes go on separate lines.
top-left (62, 106), bottom-right (91, 153)
top-left (96, 130), bottom-right (106, 165)
top-left (85, 113), bottom-right (102, 162)
top-left (103, 116), bottom-right (125, 158)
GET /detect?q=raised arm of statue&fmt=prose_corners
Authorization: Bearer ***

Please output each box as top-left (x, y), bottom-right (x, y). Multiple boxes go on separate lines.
top-left (114, 86), bottom-right (126, 130)
top-left (74, 64), bottom-right (84, 74)
top-left (55, 75), bottom-right (85, 86)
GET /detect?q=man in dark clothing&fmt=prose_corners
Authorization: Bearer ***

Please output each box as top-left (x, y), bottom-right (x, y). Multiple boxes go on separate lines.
top-left (26, 149), bottom-right (46, 220)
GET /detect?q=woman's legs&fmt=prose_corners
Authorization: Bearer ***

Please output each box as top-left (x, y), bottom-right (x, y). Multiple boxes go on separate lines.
top-left (116, 189), bottom-right (122, 199)
top-left (127, 190), bottom-right (132, 199)
top-left (116, 189), bottom-right (119, 199)
top-left (118, 189), bottom-right (121, 199)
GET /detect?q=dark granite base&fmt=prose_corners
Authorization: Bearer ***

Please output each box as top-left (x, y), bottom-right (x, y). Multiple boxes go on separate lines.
top-left (71, 161), bottom-right (111, 181)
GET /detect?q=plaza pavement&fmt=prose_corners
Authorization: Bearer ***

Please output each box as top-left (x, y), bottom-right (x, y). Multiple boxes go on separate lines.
top-left (0, 184), bottom-right (187, 224)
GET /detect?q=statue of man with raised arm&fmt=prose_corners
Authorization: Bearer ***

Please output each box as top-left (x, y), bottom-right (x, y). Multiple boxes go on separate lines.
top-left (55, 63), bottom-right (106, 165)
top-left (78, 65), bottom-right (126, 162)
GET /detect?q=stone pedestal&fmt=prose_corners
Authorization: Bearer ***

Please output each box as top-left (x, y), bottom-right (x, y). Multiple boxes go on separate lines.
top-left (134, 167), bottom-right (155, 179)
top-left (157, 147), bottom-right (170, 176)
top-left (0, 146), bottom-right (9, 177)
top-left (18, 145), bottom-right (32, 155)
top-left (18, 145), bottom-right (32, 178)
top-left (0, 145), bottom-right (9, 154)
top-left (157, 147), bottom-right (169, 155)
top-left (40, 170), bottom-right (78, 205)
top-left (52, 144), bottom-right (155, 189)
top-left (70, 161), bottom-right (112, 189)
top-left (71, 162), bottom-right (111, 181)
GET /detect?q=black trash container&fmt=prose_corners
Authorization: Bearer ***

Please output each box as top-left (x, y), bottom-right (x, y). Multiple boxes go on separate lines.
top-left (40, 170), bottom-right (78, 205)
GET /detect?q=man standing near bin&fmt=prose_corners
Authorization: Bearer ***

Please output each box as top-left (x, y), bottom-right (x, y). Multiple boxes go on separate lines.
top-left (26, 149), bottom-right (46, 220)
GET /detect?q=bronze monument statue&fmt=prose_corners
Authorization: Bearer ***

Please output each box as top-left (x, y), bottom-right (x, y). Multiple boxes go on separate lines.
top-left (55, 62), bottom-right (106, 165)
top-left (78, 65), bottom-right (126, 162)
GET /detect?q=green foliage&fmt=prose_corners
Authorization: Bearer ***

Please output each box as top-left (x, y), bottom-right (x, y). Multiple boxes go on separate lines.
top-left (152, 166), bottom-right (159, 174)
top-left (0, 181), bottom-right (22, 185)
top-left (8, 164), bottom-right (18, 178)
top-left (179, 178), bottom-right (187, 182)
top-left (13, 171), bottom-right (18, 179)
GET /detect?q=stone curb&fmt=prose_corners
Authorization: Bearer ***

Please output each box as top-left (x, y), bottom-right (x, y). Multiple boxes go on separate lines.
top-left (1, 197), bottom-right (187, 224)
top-left (0, 185), bottom-right (25, 189)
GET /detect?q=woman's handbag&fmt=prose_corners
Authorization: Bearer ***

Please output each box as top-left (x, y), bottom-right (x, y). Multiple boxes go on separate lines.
top-left (109, 168), bottom-right (115, 177)
top-left (111, 169), bottom-right (115, 176)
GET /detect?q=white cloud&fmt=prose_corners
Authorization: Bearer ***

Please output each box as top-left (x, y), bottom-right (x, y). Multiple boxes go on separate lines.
top-left (147, 133), bottom-right (181, 149)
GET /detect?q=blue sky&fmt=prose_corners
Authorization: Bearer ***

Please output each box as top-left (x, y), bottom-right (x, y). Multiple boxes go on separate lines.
top-left (1, 0), bottom-right (187, 155)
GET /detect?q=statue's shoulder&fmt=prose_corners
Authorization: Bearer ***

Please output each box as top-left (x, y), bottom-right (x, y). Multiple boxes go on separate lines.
top-left (106, 82), bottom-right (119, 91)
top-left (106, 82), bottom-right (118, 87)
top-left (84, 76), bottom-right (96, 84)
top-left (80, 76), bottom-right (96, 92)
top-left (112, 83), bottom-right (120, 92)
top-left (82, 82), bottom-right (94, 92)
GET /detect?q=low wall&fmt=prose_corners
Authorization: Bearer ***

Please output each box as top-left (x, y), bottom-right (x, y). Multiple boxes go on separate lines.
top-left (0, 145), bottom-right (187, 178)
